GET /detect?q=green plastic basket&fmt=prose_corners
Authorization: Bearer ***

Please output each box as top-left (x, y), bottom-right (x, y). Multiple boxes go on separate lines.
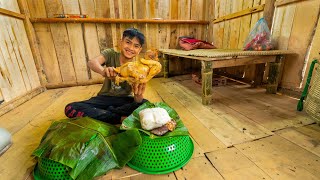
top-left (127, 135), bottom-right (194, 174)
top-left (33, 158), bottom-right (73, 180)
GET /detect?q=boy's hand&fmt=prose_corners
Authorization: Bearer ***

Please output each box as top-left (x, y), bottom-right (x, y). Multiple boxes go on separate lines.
top-left (102, 67), bottom-right (117, 79)
top-left (132, 83), bottom-right (146, 103)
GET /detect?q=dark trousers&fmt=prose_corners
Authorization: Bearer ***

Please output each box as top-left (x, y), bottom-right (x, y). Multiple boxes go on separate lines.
top-left (64, 95), bottom-right (148, 124)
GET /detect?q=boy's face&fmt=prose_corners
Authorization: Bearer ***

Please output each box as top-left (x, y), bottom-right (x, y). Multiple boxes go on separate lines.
top-left (120, 37), bottom-right (142, 59)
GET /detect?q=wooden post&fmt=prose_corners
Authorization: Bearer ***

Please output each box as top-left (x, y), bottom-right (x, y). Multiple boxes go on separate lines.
top-left (163, 54), bottom-right (169, 78)
top-left (201, 61), bottom-right (212, 105)
top-left (263, 0), bottom-right (276, 29)
top-left (253, 63), bottom-right (266, 87)
top-left (266, 55), bottom-right (284, 93)
top-left (17, 0), bottom-right (47, 86)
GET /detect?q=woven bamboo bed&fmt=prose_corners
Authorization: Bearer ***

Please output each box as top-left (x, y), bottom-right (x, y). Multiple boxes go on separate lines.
top-left (159, 49), bottom-right (296, 105)
top-left (159, 49), bottom-right (295, 58)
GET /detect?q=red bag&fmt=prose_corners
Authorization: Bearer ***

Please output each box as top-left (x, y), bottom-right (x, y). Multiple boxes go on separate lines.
top-left (179, 37), bottom-right (216, 51)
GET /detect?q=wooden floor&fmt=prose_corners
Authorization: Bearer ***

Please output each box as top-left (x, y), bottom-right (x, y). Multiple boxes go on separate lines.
top-left (0, 75), bottom-right (319, 180)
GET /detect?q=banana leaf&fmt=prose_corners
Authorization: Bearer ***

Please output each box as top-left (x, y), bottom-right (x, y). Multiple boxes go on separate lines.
top-left (32, 117), bottom-right (141, 180)
top-left (120, 101), bottom-right (189, 138)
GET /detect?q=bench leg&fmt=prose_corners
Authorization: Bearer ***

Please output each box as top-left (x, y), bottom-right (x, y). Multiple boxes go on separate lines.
top-left (252, 63), bottom-right (266, 87)
top-left (163, 54), bottom-right (169, 78)
top-left (201, 61), bottom-right (212, 105)
top-left (266, 55), bottom-right (283, 93)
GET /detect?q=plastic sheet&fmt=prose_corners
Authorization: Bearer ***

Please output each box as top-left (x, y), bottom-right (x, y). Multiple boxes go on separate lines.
top-left (243, 18), bottom-right (273, 51)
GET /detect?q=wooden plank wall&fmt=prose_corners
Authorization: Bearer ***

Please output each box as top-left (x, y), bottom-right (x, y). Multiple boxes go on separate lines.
top-left (0, 0), bottom-right (41, 103)
top-left (209, 0), bottom-right (265, 81)
top-left (210, 0), bottom-right (320, 93)
top-left (272, 0), bottom-right (320, 92)
top-left (26, 0), bottom-right (209, 86)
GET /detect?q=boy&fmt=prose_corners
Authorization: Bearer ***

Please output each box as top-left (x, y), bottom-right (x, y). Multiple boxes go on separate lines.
top-left (64, 28), bottom-right (148, 124)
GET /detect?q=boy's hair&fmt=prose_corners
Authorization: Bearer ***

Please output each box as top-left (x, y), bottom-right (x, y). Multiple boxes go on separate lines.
top-left (122, 28), bottom-right (145, 46)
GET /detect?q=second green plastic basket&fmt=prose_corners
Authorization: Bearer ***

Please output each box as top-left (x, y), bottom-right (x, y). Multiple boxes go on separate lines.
top-left (33, 158), bottom-right (73, 180)
top-left (127, 135), bottom-right (194, 174)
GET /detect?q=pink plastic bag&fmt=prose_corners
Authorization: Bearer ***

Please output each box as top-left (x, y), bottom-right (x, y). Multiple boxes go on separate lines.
top-left (243, 18), bottom-right (273, 51)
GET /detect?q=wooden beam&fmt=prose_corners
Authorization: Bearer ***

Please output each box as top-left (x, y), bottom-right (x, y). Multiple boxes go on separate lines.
top-left (263, 0), bottom-right (276, 29)
top-left (0, 7), bottom-right (25, 19)
top-left (0, 87), bottom-right (45, 117)
top-left (30, 18), bottom-right (209, 24)
top-left (45, 79), bottom-right (104, 89)
top-left (212, 56), bottom-right (276, 68)
top-left (213, 5), bottom-right (265, 24)
top-left (275, 0), bottom-right (308, 7)
top-left (17, 0), bottom-right (47, 86)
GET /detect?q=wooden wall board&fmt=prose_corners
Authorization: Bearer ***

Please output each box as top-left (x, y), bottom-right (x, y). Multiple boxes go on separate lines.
top-left (174, 156), bottom-right (224, 180)
top-left (108, 0), bottom-right (120, 50)
top-left (300, 11), bottom-right (320, 88)
top-left (0, 16), bottom-right (28, 99)
top-left (95, 0), bottom-right (113, 50)
top-left (3, 0), bottom-right (41, 90)
top-left (17, 0), bottom-right (47, 86)
top-left (229, 0), bottom-right (243, 49)
top-left (177, 0), bottom-right (191, 39)
top-left (0, 85), bottom-right (101, 180)
top-left (146, 0), bottom-right (159, 50)
top-left (158, 0), bottom-right (170, 49)
top-left (79, 0), bottom-right (103, 80)
top-left (0, 48), bottom-right (13, 101)
top-left (222, 0), bottom-right (231, 48)
top-left (149, 79), bottom-right (227, 152)
top-left (27, 0), bottom-right (62, 84)
top-left (62, 0), bottom-right (89, 82)
top-left (276, 125), bottom-right (320, 156)
top-left (244, 0), bottom-right (265, 82)
top-left (212, 0), bottom-right (226, 48)
top-left (281, 0), bottom-right (320, 88)
top-left (13, 19), bottom-right (41, 88)
top-left (133, 0), bottom-right (148, 49)
top-left (206, 147), bottom-right (272, 179)
top-left (238, 0), bottom-right (254, 49)
top-left (6, 17), bottom-right (32, 92)
top-left (225, 0), bottom-right (244, 77)
top-left (44, 0), bottom-right (76, 82)
top-left (190, 0), bottom-right (204, 39)
top-left (235, 135), bottom-right (320, 179)
top-left (205, 0), bottom-right (215, 42)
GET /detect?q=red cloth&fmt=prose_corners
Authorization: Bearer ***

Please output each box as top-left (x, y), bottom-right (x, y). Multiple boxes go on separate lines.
top-left (179, 37), bottom-right (216, 51)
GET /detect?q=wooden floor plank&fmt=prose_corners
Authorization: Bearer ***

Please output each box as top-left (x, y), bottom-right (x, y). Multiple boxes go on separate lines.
top-left (170, 79), bottom-right (274, 140)
top-left (149, 79), bottom-right (226, 151)
top-left (276, 125), bottom-right (320, 156)
top-left (206, 147), bottom-right (272, 179)
top-left (0, 88), bottom-right (67, 134)
top-left (174, 156), bottom-right (224, 180)
top-left (159, 79), bottom-right (261, 147)
top-left (2, 76), bottom-right (320, 180)
top-left (218, 84), bottom-right (314, 128)
top-left (131, 173), bottom-right (176, 180)
top-left (235, 135), bottom-right (320, 179)
top-left (0, 85), bottom-right (101, 180)
top-left (172, 75), bottom-right (313, 131)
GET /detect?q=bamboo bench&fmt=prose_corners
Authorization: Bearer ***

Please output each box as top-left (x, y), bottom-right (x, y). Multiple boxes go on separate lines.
top-left (159, 49), bottom-right (296, 105)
